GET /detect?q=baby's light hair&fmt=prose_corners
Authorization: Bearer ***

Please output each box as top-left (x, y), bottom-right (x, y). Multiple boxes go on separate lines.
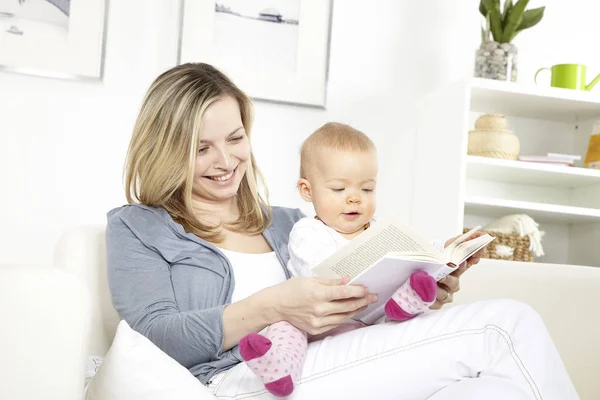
top-left (300, 122), bottom-right (376, 179)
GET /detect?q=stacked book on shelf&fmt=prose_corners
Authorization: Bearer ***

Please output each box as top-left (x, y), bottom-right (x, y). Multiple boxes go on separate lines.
top-left (518, 153), bottom-right (581, 167)
top-left (584, 129), bottom-right (600, 169)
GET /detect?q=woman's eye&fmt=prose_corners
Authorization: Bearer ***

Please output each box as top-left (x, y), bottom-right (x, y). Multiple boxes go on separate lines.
top-left (331, 188), bottom-right (345, 192)
top-left (229, 136), bottom-right (244, 143)
top-left (198, 147), bottom-right (209, 155)
top-left (362, 188), bottom-right (374, 192)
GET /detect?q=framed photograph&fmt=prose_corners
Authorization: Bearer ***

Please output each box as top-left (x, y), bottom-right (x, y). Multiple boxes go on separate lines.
top-left (179, 0), bottom-right (332, 108)
top-left (0, 0), bottom-right (108, 80)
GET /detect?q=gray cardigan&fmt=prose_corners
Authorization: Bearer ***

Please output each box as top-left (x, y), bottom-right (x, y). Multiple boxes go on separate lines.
top-left (106, 204), bottom-right (304, 384)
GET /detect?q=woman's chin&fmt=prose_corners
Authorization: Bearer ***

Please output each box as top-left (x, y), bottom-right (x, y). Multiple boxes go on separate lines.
top-left (200, 182), bottom-right (242, 203)
top-left (207, 186), bottom-right (239, 202)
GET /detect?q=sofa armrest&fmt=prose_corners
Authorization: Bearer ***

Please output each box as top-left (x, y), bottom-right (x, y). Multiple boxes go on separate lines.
top-left (454, 259), bottom-right (600, 399)
top-left (0, 266), bottom-right (90, 400)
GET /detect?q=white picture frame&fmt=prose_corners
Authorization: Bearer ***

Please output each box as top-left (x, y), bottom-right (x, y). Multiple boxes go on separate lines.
top-left (0, 0), bottom-right (108, 80)
top-left (179, 0), bottom-right (332, 108)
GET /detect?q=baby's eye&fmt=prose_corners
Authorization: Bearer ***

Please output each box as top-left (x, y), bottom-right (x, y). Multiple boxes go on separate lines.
top-left (362, 188), bottom-right (374, 192)
top-left (331, 188), bottom-right (345, 192)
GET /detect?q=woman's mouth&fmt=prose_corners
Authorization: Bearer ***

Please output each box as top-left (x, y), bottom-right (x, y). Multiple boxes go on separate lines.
top-left (205, 167), bottom-right (236, 184)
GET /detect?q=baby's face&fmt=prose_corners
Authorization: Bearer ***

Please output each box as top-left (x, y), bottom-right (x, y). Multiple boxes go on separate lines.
top-left (305, 149), bottom-right (377, 237)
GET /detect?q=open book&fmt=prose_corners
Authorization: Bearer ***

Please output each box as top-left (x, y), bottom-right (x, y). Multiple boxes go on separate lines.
top-left (311, 214), bottom-right (495, 324)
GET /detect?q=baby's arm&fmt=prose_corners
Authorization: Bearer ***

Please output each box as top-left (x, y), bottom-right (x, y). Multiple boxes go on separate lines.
top-left (287, 218), bottom-right (342, 278)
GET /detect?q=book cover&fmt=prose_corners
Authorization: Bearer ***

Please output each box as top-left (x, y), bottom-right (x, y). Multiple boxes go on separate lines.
top-left (584, 133), bottom-right (600, 169)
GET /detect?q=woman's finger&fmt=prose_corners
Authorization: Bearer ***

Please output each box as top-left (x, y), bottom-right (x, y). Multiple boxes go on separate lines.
top-left (439, 275), bottom-right (460, 293)
top-left (315, 276), bottom-right (350, 286)
top-left (323, 294), bottom-right (377, 315)
top-left (467, 255), bottom-right (481, 268)
top-left (465, 232), bottom-right (484, 242)
top-left (435, 286), bottom-right (453, 304)
top-left (430, 299), bottom-right (443, 310)
top-left (322, 282), bottom-right (369, 301)
top-left (450, 262), bottom-right (469, 278)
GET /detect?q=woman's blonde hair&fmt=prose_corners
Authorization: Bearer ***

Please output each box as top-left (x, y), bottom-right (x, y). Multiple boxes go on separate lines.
top-left (125, 63), bottom-right (271, 242)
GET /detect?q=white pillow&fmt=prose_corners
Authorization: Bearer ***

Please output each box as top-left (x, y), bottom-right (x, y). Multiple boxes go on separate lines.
top-left (85, 320), bottom-right (217, 400)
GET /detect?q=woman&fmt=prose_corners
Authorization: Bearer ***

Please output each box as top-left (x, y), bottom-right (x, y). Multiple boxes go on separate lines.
top-left (106, 63), bottom-right (578, 399)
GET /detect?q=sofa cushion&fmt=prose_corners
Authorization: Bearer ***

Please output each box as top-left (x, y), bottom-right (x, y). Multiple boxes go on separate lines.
top-left (85, 320), bottom-right (216, 400)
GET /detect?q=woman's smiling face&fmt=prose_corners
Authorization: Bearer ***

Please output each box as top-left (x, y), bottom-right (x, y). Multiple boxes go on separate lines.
top-left (192, 96), bottom-right (251, 204)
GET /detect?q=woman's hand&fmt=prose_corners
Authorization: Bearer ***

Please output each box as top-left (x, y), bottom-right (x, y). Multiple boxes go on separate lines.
top-left (430, 231), bottom-right (486, 310)
top-left (264, 276), bottom-right (378, 335)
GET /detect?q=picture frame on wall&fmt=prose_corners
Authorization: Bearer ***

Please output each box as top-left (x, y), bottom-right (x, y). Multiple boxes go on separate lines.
top-left (179, 0), bottom-right (332, 108)
top-left (0, 0), bottom-right (108, 80)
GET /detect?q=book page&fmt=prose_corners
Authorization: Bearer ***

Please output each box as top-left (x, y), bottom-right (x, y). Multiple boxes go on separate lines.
top-left (442, 226), bottom-right (481, 254)
top-left (311, 214), bottom-right (439, 280)
top-left (448, 234), bottom-right (495, 266)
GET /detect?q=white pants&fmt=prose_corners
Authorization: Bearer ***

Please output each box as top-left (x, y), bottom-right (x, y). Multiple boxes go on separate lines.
top-left (208, 299), bottom-right (578, 400)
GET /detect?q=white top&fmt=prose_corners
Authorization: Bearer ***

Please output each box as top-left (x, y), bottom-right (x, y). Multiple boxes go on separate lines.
top-left (220, 248), bottom-right (287, 303)
top-left (287, 217), bottom-right (370, 278)
top-left (287, 217), bottom-right (446, 278)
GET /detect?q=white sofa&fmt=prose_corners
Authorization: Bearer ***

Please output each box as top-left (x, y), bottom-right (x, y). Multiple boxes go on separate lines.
top-left (0, 266), bottom-right (91, 400)
top-left (2, 225), bottom-right (598, 399)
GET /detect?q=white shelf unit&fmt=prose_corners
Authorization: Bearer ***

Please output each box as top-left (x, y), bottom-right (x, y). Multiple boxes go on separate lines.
top-left (413, 78), bottom-right (600, 268)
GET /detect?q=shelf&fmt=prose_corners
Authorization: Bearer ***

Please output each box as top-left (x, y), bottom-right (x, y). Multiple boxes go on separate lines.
top-left (464, 196), bottom-right (600, 224)
top-left (466, 156), bottom-right (600, 188)
top-left (469, 78), bottom-right (600, 122)
top-left (472, 258), bottom-right (599, 271)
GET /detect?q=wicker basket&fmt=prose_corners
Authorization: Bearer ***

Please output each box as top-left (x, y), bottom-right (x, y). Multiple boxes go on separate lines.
top-left (467, 114), bottom-right (521, 160)
top-left (464, 228), bottom-right (534, 262)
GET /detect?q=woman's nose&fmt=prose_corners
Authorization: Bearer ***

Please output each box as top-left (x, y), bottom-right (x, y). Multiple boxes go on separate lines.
top-left (213, 147), bottom-right (233, 169)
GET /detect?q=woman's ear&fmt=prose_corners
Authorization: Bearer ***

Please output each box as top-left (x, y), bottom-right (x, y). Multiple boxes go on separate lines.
top-left (297, 179), bottom-right (312, 202)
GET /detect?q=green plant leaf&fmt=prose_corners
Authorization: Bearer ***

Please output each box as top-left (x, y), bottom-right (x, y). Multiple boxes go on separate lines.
top-left (479, 0), bottom-right (487, 18)
top-left (502, 0), bottom-right (529, 43)
top-left (483, 0), bottom-right (503, 42)
top-left (517, 6), bottom-right (545, 30)
top-left (502, 0), bottom-right (513, 27)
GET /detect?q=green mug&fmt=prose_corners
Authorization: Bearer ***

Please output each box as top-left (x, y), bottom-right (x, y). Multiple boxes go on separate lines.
top-left (534, 64), bottom-right (600, 91)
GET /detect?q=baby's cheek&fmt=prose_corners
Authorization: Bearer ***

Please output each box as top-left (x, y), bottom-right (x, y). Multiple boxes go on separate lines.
top-left (365, 200), bottom-right (377, 216)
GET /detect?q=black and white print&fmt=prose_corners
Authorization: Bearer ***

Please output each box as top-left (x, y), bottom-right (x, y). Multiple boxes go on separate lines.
top-left (0, 0), bottom-right (70, 39)
top-left (214, 0), bottom-right (300, 73)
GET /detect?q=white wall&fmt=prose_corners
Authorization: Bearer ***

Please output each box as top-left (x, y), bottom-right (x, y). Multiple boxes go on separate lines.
top-left (0, 0), bottom-right (470, 265)
top-left (1, 0), bottom-right (596, 266)
top-left (0, 1), bottom-right (181, 265)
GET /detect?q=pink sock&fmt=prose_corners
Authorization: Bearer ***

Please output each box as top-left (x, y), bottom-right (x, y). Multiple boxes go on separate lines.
top-left (239, 321), bottom-right (307, 397)
top-left (384, 270), bottom-right (437, 321)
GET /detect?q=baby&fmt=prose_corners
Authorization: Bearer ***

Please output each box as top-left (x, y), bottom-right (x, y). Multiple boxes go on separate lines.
top-left (239, 123), bottom-right (438, 397)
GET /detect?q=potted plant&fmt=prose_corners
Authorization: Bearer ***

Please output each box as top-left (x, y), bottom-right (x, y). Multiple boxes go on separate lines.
top-left (475, 0), bottom-right (545, 82)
